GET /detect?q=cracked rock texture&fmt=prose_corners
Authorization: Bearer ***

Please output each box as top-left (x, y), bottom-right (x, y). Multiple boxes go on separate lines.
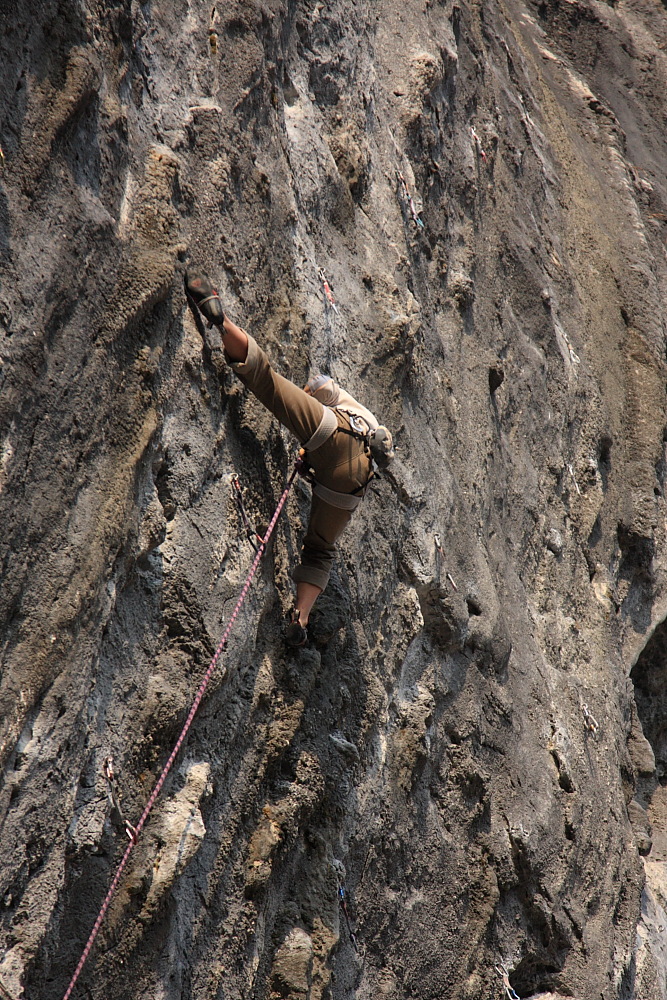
top-left (2, 1), bottom-right (667, 998)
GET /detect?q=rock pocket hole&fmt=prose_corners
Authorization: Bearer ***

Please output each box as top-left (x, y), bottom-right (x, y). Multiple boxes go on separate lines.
top-left (489, 365), bottom-right (504, 393)
top-left (509, 955), bottom-right (564, 998)
top-left (550, 748), bottom-right (575, 793)
top-left (558, 765), bottom-right (575, 793)
top-left (466, 596), bottom-right (482, 616)
top-left (155, 456), bottom-right (176, 521)
top-left (617, 521), bottom-right (654, 578)
top-left (599, 435), bottom-right (612, 466)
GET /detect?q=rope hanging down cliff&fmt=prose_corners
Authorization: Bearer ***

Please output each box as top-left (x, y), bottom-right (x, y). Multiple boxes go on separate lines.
top-left (61, 461), bottom-right (299, 1000)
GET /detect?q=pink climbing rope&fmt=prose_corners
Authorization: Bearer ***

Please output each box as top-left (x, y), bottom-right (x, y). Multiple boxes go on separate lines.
top-left (62, 462), bottom-right (299, 1000)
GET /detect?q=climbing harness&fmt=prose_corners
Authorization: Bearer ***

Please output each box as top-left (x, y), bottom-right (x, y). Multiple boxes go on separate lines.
top-left (495, 962), bottom-right (521, 1000)
top-left (312, 479), bottom-right (364, 511)
top-left (296, 449), bottom-right (367, 512)
top-left (318, 268), bottom-right (339, 313)
top-left (302, 406), bottom-right (338, 453)
top-left (338, 886), bottom-right (359, 952)
top-left (231, 474), bottom-right (264, 552)
top-left (61, 460), bottom-right (300, 1000)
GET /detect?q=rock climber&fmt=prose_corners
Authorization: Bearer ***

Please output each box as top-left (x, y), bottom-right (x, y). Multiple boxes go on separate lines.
top-left (185, 272), bottom-right (392, 647)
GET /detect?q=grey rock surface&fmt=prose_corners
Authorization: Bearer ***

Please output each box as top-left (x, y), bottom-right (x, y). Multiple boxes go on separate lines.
top-left (2, 1), bottom-right (667, 998)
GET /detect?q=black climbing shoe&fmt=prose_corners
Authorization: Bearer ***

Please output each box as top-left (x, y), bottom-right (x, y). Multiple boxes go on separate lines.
top-left (185, 272), bottom-right (225, 326)
top-left (285, 610), bottom-right (308, 648)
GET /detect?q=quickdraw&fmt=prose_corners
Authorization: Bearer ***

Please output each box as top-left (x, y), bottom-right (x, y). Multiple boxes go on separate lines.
top-left (338, 886), bottom-right (359, 952)
top-left (470, 126), bottom-right (488, 164)
top-left (567, 463), bottom-right (581, 496)
top-left (102, 757), bottom-right (137, 844)
top-left (434, 535), bottom-right (458, 589)
top-left (396, 168), bottom-right (424, 229)
top-left (495, 963), bottom-right (521, 1000)
top-left (583, 703), bottom-right (599, 736)
top-left (231, 474), bottom-right (264, 552)
top-left (318, 268), bottom-right (339, 313)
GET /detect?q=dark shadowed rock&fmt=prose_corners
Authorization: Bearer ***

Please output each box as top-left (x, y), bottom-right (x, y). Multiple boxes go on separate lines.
top-left (2, 1), bottom-right (667, 998)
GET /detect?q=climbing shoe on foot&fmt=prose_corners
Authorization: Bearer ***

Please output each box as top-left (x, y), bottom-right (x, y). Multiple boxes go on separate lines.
top-left (185, 272), bottom-right (225, 326)
top-left (285, 610), bottom-right (308, 648)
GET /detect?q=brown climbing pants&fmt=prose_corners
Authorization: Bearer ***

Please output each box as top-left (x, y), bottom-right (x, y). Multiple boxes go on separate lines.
top-left (228, 334), bottom-right (372, 591)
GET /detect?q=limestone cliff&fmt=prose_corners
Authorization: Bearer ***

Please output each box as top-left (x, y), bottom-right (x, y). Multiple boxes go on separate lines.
top-left (1, 1), bottom-right (667, 998)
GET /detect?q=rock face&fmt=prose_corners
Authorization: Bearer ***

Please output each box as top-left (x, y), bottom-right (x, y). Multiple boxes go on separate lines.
top-left (1, 1), bottom-right (667, 998)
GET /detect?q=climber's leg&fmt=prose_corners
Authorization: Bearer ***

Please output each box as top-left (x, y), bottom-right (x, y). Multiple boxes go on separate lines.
top-left (285, 497), bottom-right (353, 645)
top-left (293, 494), bottom-right (353, 595)
top-left (227, 336), bottom-right (331, 445)
top-left (186, 272), bottom-right (326, 444)
top-left (186, 272), bottom-right (249, 360)
top-left (294, 581), bottom-right (323, 626)
top-left (285, 582), bottom-right (322, 647)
